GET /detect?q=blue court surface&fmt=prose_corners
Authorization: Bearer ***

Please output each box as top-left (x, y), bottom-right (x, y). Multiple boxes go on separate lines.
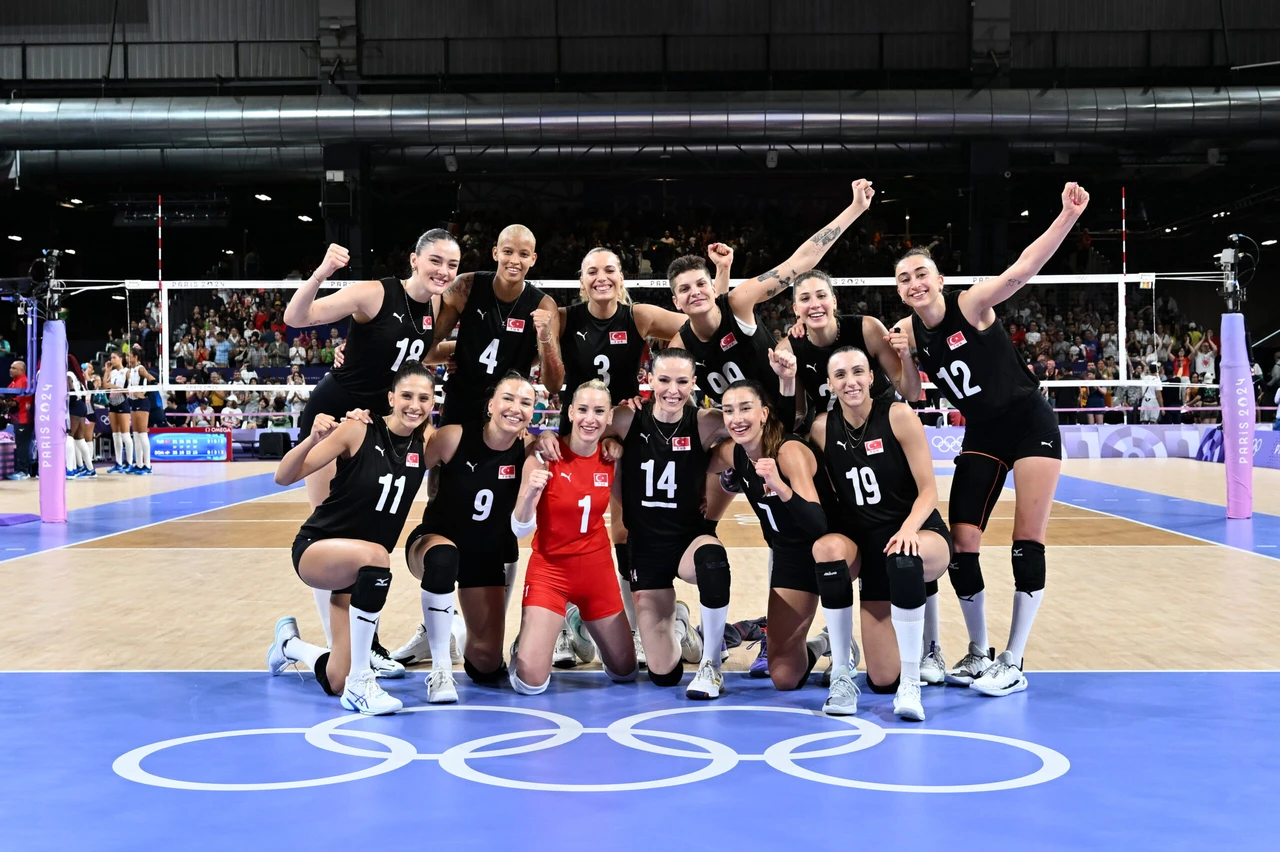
top-left (1, 670), bottom-right (1274, 851)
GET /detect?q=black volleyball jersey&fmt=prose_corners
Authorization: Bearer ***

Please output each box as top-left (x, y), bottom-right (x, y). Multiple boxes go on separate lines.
top-left (621, 404), bottom-right (709, 541)
top-left (823, 398), bottom-right (916, 531)
top-left (911, 291), bottom-right (1038, 422)
top-left (559, 302), bottom-right (644, 420)
top-left (733, 437), bottom-right (822, 549)
top-left (420, 421), bottom-right (525, 550)
top-left (299, 420), bottom-right (427, 551)
top-left (333, 277), bottom-right (437, 398)
top-left (678, 294), bottom-right (777, 405)
top-left (792, 315), bottom-right (892, 412)
top-left (443, 272), bottom-right (546, 415)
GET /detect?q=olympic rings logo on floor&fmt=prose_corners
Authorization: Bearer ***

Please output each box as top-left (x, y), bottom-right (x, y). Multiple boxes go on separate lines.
top-left (112, 705), bottom-right (1070, 795)
top-left (930, 436), bottom-right (964, 453)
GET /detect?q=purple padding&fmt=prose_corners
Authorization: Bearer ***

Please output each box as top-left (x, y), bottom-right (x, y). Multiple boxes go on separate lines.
top-left (1219, 312), bottom-right (1254, 518)
top-left (0, 513), bottom-right (40, 526)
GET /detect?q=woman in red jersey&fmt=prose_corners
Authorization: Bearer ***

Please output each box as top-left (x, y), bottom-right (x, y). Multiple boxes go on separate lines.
top-left (509, 379), bottom-right (638, 694)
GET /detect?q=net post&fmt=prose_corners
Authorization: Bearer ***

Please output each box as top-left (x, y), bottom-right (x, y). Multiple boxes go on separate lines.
top-left (1221, 311), bottom-right (1254, 518)
top-left (1118, 188), bottom-right (1127, 382)
top-left (37, 320), bottom-right (68, 523)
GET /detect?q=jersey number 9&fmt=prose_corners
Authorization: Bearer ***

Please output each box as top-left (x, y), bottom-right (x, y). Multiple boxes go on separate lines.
top-left (472, 488), bottom-right (494, 521)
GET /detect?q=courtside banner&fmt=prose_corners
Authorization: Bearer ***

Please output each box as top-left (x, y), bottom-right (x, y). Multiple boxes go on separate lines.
top-left (37, 320), bottom-right (68, 523)
top-left (1219, 313), bottom-right (1254, 518)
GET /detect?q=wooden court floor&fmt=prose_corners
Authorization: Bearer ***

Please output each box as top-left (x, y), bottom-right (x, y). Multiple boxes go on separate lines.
top-left (2, 458), bottom-right (1278, 673)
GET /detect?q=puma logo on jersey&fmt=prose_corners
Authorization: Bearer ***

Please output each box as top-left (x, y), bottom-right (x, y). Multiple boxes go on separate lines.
top-left (836, 440), bottom-right (848, 451)
top-left (865, 438), bottom-right (884, 455)
top-left (1041, 440), bottom-right (1054, 447)
top-left (392, 312), bottom-right (405, 323)
top-left (695, 361), bottom-right (706, 367)
top-left (465, 461), bottom-right (477, 472)
top-left (806, 364), bottom-right (818, 371)
top-left (639, 433), bottom-right (649, 442)
top-left (576, 330), bottom-right (589, 340)
top-left (476, 309), bottom-right (488, 320)
top-left (374, 445), bottom-right (385, 456)
top-left (947, 331), bottom-right (967, 350)
top-left (922, 346), bottom-right (930, 356)
top-left (560, 472), bottom-right (572, 481)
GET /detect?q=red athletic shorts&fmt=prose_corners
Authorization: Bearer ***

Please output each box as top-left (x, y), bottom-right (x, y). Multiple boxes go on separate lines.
top-left (522, 546), bottom-right (624, 622)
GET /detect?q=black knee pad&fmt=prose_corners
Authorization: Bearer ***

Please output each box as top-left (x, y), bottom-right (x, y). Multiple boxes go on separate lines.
top-left (648, 660), bottom-right (684, 687)
top-left (615, 543), bottom-right (632, 583)
top-left (865, 671), bottom-right (900, 694)
top-left (420, 544), bottom-right (460, 594)
top-left (463, 657), bottom-right (506, 684)
top-left (948, 552), bottom-right (985, 599)
top-left (814, 559), bottom-right (854, 610)
top-left (1012, 540), bottom-right (1047, 594)
top-left (886, 553), bottom-right (926, 610)
top-left (693, 544), bottom-right (731, 609)
top-left (314, 652), bottom-right (338, 696)
top-left (350, 566), bottom-right (392, 613)
top-left (948, 452), bottom-right (1009, 531)
top-left (926, 579), bottom-right (939, 597)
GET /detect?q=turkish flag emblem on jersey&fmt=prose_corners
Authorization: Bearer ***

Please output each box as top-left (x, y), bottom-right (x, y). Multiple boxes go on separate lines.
top-left (422, 316), bottom-right (433, 331)
top-left (672, 436), bottom-right (691, 451)
top-left (609, 331), bottom-right (628, 345)
top-left (506, 318), bottom-right (526, 333)
top-left (720, 333), bottom-right (737, 351)
top-left (406, 452), bottom-right (420, 468)
top-left (946, 331), bottom-right (966, 350)
top-left (594, 472), bottom-right (610, 487)
top-left (498, 465), bottom-right (516, 479)
top-left (865, 439), bottom-right (884, 455)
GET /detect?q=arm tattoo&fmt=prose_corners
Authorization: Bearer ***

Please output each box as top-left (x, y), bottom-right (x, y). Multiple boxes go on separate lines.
top-left (1005, 277), bottom-right (1023, 289)
top-left (809, 225), bottom-right (842, 247)
top-left (760, 267), bottom-right (795, 299)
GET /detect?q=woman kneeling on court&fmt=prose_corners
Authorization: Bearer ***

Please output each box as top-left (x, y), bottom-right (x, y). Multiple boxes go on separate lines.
top-left (266, 362), bottom-right (435, 715)
top-left (809, 347), bottom-right (951, 722)
top-left (509, 381), bottom-right (638, 694)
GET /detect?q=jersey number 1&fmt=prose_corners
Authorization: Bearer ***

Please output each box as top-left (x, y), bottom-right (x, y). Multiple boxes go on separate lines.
top-left (375, 474), bottom-right (406, 513)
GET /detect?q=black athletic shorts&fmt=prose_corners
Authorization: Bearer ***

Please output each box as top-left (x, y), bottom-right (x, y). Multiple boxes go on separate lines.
top-left (290, 533), bottom-right (355, 594)
top-left (769, 542), bottom-right (819, 595)
top-left (960, 393), bottom-right (1061, 465)
top-left (628, 529), bottom-right (707, 591)
top-left (851, 510), bottom-right (951, 603)
top-left (406, 522), bottom-right (513, 589)
top-left (129, 396), bottom-right (152, 413)
top-left (298, 373), bottom-right (390, 441)
top-left (108, 399), bottom-right (130, 415)
top-left (69, 397), bottom-right (89, 418)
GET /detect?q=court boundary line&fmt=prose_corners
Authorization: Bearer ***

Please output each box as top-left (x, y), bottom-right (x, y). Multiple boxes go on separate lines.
top-left (1055, 498), bottom-right (1280, 561)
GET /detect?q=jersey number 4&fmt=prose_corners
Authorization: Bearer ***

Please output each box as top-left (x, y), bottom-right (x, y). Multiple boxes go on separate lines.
top-left (935, 361), bottom-right (983, 399)
top-left (479, 339), bottom-right (500, 374)
top-left (391, 338), bottom-right (426, 371)
top-left (844, 467), bottom-right (882, 506)
top-left (375, 474), bottom-right (407, 513)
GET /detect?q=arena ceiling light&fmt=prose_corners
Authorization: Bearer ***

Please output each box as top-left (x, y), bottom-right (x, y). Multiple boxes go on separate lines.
top-left (297, 215), bottom-right (313, 222)
top-left (111, 294), bottom-right (125, 301)
top-left (70, 198), bottom-right (83, 204)
top-left (64, 249), bottom-right (76, 255)
top-left (1020, 210), bottom-right (1030, 217)
top-left (254, 194), bottom-right (272, 201)
top-left (1262, 239), bottom-right (1278, 246)
top-left (7, 235), bottom-right (21, 241)
top-left (223, 250), bottom-right (235, 255)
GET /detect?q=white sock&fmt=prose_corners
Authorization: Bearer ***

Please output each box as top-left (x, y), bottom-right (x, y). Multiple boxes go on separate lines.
top-left (78, 439), bottom-right (94, 469)
top-left (699, 603), bottom-right (728, 669)
top-left (138, 432), bottom-right (150, 467)
top-left (821, 605), bottom-right (853, 670)
top-left (283, 636), bottom-right (327, 669)
top-left (509, 666), bottom-right (549, 695)
top-left (503, 561), bottom-right (518, 614)
top-left (422, 590), bottom-right (456, 672)
top-left (313, 588), bottom-right (333, 645)
top-left (348, 605), bottom-right (380, 678)
top-left (122, 431), bottom-right (134, 465)
top-left (132, 433), bottom-right (147, 468)
top-left (924, 589), bottom-right (941, 649)
top-left (958, 589), bottom-right (988, 650)
top-left (1006, 590), bottom-right (1044, 664)
top-left (618, 575), bottom-right (638, 630)
top-left (65, 435), bottom-right (77, 472)
top-left (112, 432), bottom-right (124, 465)
top-left (892, 604), bottom-right (925, 684)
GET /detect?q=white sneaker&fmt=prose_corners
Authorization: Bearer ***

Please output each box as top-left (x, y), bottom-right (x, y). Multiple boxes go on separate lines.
top-left (920, 641), bottom-right (946, 686)
top-left (674, 601), bottom-right (703, 663)
top-left (970, 651), bottom-right (1028, 697)
top-left (946, 642), bottom-right (994, 685)
top-left (266, 616), bottom-right (299, 676)
top-left (686, 660), bottom-right (723, 700)
top-left (822, 665), bottom-right (859, 716)
top-left (552, 628), bottom-right (578, 669)
top-left (632, 629), bottom-right (647, 669)
top-left (426, 669), bottom-right (459, 704)
top-left (391, 623), bottom-right (431, 665)
top-left (450, 613), bottom-right (467, 663)
top-left (340, 669), bottom-right (403, 716)
top-left (893, 678), bottom-right (926, 721)
top-left (565, 604), bottom-right (597, 664)
top-left (371, 638), bottom-right (406, 679)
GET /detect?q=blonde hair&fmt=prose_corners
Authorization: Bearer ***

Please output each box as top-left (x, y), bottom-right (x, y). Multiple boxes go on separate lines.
top-left (497, 223), bottom-right (537, 249)
top-left (572, 378), bottom-right (610, 404)
top-left (578, 247), bottom-right (632, 305)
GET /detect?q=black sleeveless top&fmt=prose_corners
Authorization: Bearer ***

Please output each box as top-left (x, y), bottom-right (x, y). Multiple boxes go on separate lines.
top-left (441, 272), bottom-right (545, 424)
top-left (791, 315), bottom-right (892, 413)
top-left (420, 421), bottom-right (525, 556)
top-left (559, 301), bottom-right (645, 430)
top-left (621, 404), bottom-right (709, 541)
top-left (333, 277), bottom-right (437, 399)
top-left (732, 436), bottom-right (825, 549)
top-left (299, 419), bottom-right (427, 551)
top-left (911, 291), bottom-right (1038, 422)
top-left (678, 294), bottom-right (777, 405)
top-left (823, 398), bottom-right (916, 532)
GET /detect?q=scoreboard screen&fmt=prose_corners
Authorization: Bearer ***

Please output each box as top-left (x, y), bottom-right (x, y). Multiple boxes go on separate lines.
top-left (149, 428), bottom-right (232, 462)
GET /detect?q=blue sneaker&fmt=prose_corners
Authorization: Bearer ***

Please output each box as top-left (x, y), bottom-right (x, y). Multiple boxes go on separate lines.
top-left (139, 466), bottom-right (153, 475)
top-left (126, 465), bottom-right (144, 475)
top-left (748, 631), bottom-right (770, 678)
top-left (266, 616), bottom-right (300, 676)
top-left (105, 464), bottom-right (124, 474)
top-left (66, 468), bottom-right (80, 479)
top-left (82, 466), bottom-right (97, 478)
top-left (7, 472), bottom-right (31, 481)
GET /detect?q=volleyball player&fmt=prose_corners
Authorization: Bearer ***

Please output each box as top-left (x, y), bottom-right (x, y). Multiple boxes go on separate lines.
top-left (102, 352), bottom-right (134, 474)
top-left (125, 350), bottom-right (156, 475)
top-left (778, 270), bottom-right (919, 423)
top-left (809, 347), bottom-right (952, 720)
top-left (431, 224), bottom-right (564, 427)
top-left (66, 356), bottom-right (96, 478)
top-left (399, 373), bottom-right (538, 703)
top-left (892, 182), bottom-right (1090, 696)
top-left (508, 380), bottom-right (638, 694)
top-left (710, 374), bottom-right (849, 711)
top-left (283, 233), bottom-right (460, 673)
top-left (266, 362), bottom-right (434, 715)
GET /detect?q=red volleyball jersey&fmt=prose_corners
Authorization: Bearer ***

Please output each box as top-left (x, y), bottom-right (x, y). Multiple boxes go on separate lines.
top-left (533, 438), bottom-right (613, 557)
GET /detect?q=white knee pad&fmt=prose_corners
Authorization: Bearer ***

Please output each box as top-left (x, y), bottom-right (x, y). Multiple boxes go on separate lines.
top-left (508, 666), bottom-right (549, 696)
top-left (604, 662), bottom-right (639, 684)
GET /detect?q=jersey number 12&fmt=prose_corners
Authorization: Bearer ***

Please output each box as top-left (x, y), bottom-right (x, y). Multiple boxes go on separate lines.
top-left (936, 360), bottom-right (982, 399)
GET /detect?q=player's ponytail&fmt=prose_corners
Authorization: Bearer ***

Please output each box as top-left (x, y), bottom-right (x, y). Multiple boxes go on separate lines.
top-left (725, 379), bottom-right (784, 459)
